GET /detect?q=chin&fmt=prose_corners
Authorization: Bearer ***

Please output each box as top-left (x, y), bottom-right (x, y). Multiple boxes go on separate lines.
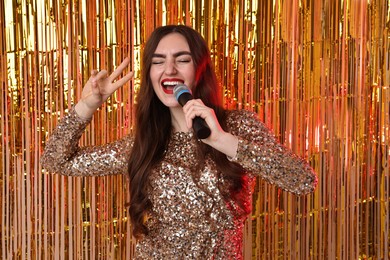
top-left (158, 97), bottom-right (179, 108)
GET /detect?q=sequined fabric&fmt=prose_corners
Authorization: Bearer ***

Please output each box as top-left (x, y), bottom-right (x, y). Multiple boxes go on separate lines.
top-left (41, 107), bottom-right (317, 259)
top-left (227, 110), bottom-right (317, 195)
top-left (41, 108), bottom-right (133, 176)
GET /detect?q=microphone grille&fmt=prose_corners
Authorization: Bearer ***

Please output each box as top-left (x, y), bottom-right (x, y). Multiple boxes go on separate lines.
top-left (173, 84), bottom-right (191, 101)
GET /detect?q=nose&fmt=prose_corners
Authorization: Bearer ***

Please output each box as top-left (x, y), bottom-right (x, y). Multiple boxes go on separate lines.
top-left (164, 59), bottom-right (177, 75)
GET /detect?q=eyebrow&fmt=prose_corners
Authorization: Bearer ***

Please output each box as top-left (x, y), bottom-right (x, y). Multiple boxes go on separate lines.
top-left (152, 51), bottom-right (192, 58)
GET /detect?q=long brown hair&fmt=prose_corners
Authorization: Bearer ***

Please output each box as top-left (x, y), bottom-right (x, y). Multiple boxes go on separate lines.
top-left (127, 25), bottom-right (248, 238)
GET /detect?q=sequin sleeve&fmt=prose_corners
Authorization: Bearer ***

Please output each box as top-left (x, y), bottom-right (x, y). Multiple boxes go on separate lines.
top-left (40, 107), bottom-right (133, 177)
top-left (226, 110), bottom-right (317, 195)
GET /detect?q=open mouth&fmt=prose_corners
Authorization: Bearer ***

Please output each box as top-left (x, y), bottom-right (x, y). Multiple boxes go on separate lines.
top-left (161, 79), bottom-right (184, 94)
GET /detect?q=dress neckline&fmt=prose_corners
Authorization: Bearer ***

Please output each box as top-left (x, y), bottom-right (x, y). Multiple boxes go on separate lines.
top-left (171, 131), bottom-right (194, 139)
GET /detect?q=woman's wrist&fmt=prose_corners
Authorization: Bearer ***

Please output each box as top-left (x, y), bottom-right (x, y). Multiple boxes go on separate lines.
top-left (74, 101), bottom-right (96, 120)
top-left (204, 132), bottom-right (238, 158)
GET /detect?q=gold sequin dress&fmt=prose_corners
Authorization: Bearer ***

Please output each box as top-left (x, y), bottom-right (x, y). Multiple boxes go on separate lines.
top-left (41, 107), bottom-right (317, 259)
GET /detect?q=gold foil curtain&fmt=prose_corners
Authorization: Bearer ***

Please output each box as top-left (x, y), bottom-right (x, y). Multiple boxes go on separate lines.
top-left (0, 0), bottom-right (389, 259)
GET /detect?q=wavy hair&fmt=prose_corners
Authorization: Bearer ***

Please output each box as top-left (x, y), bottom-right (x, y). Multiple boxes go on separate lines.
top-left (127, 25), bottom-right (248, 239)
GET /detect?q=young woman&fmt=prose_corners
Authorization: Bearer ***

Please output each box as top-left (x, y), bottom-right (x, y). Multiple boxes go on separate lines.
top-left (41, 25), bottom-right (317, 259)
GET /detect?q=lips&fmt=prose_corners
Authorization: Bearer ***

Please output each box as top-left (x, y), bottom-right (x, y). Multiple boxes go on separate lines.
top-left (161, 78), bottom-right (184, 94)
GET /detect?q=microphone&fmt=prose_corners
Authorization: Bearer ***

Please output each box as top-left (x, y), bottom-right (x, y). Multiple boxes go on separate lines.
top-left (173, 84), bottom-right (211, 139)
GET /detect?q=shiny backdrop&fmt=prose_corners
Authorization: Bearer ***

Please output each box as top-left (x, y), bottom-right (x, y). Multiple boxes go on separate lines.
top-left (1, 0), bottom-right (389, 259)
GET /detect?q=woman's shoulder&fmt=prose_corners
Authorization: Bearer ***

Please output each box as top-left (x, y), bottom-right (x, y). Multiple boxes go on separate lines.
top-left (226, 108), bottom-right (256, 118)
top-left (225, 109), bottom-right (259, 124)
top-left (225, 108), bottom-right (267, 134)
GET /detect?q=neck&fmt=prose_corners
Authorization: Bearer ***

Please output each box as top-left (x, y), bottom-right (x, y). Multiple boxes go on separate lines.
top-left (170, 106), bottom-right (190, 133)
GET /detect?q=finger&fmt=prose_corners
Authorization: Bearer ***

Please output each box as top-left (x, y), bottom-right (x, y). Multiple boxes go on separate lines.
top-left (185, 109), bottom-right (193, 129)
top-left (185, 105), bottom-right (206, 129)
top-left (90, 78), bottom-right (101, 95)
top-left (182, 99), bottom-right (195, 113)
top-left (183, 99), bottom-right (203, 114)
top-left (187, 106), bottom-right (207, 120)
top-left (193, 99), bottom-right (205, 105)
top-left (95, 70), bottom-right (109, 81)
top-left (185, 99), bottom-right (204, 106)
top-left (108, 57), bottom-right (131, 81)
top-left (87, 70), bottom-right (99, 85)
top-left (111, 71), bottom-right (134, 90)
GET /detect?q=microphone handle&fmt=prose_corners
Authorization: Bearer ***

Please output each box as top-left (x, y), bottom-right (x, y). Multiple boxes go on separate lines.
top-left (193, 116), bottom-right (211, 139)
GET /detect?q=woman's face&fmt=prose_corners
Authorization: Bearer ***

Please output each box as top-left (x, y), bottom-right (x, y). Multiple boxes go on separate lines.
top-left (150, 32), bottom-right (196, 107)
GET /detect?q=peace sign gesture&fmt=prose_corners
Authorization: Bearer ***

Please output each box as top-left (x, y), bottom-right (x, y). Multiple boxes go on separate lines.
top-left (75, 57), bottom-right (134, 119)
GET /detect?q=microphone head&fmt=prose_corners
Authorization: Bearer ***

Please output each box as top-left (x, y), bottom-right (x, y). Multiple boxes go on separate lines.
top-left (173, 84), bottom-right (192, 101)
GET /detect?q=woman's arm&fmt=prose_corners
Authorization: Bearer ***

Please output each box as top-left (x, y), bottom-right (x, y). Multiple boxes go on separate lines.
top-left (41, 58), bottom-right (134, 176)
top-left (40, 107), bottom-right (133, 176)
top-left (226, 110), bottom-right (317, 196)
top-left (181, 99), bottom-right (317, 195)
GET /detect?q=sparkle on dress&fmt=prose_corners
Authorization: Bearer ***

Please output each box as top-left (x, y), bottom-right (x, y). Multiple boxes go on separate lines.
top-left (41, 107), bottom-right (317, 259)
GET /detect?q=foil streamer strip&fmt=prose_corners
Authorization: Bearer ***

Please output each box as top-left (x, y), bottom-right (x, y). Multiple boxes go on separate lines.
top-left (0, 0), bottom-right (389, 259)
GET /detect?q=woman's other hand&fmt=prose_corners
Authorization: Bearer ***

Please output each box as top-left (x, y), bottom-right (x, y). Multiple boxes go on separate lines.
top-left (75, 57), bottom-right (133, 119)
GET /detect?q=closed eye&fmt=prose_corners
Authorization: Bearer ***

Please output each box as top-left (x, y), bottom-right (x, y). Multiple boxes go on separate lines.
top-left (176, 54), bottom-right (192, 63)
top-left (152, 59), bottom-right (164, 65)
top-left (177, 58), bottom-right (191, 63)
